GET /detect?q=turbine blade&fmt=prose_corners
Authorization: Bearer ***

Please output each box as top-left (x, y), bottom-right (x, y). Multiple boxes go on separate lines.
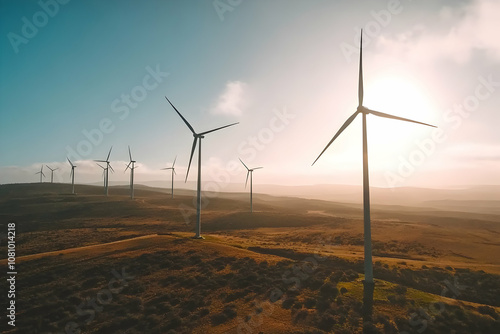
top-left (125, 162), bottom-right (131, 172)
top-left (253, 167), bottom-right (263, 170)
top-left (239, 158), bottom-right (249, 171)
top-left (185, 137), bottom-right (197, 182)
top-left (199, 122), bottom-right (239, 136)
top-left (358, 29), bottom-right (363, 107)
top-left (109, 164), bottom-right (115, 173)
top-left (95, 160), bottom-right (107, 163)
top-left (97, 163), bottom-right (105, 169)
top-left (368, 109), bottom-right (437, 128)
top-left (245, 171), bottom-right (250, 188)
top-left (312, 111), bottom-right (360, 166)
top-left (165, 96), bottom-right (196, 134)
top-left (106, 146), bottom-right (113, 161)
top-left (172, 155), bottom-right (177, 168)
top-left (128, 145), bottom-right (132, 161)
top-left (67, 157), bottom-right (74, 167)
top-left (173, 169), bottom-right (177, 175)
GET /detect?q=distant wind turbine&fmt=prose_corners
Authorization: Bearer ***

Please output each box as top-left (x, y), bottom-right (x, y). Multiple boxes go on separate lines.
top-left (95, 147), bottom-right (114, 196)
top-left (46, 165), bottom-right (58, 183)
top-left (239, 158), bottom-right (263, 213)
top-left (125, 146), bottom-right (136, 199)
top-left (97, 163), bottom-right (107, 188)
top-left (165, 96), bottom-right (239, 238)
top-left (161, 156), bottom-right (177, 199)
top-left (67, 158), bottom-right (76, 194)
top-left (35, 165), bottom-right (45, 183)
top-left (312, 30), bottom-right (436, 286)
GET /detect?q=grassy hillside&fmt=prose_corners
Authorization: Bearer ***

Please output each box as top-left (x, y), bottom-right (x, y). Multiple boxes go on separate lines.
top-left (1, 183), bottom-right (499, 333)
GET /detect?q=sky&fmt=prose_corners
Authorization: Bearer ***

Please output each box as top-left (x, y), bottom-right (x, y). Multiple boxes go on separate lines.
top-left (1, 0), bottom-right (499, 190)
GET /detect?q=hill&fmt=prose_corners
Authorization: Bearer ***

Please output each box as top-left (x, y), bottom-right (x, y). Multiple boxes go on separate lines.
top-left (0, 183), bottom-right (499, 333)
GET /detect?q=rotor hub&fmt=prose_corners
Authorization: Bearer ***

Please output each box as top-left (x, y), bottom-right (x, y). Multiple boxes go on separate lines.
top-left (357, 106), bottom-right (368, 114)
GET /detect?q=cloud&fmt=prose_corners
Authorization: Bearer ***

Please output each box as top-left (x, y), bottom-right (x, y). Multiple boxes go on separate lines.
top-left (211, 81), bottom-right (248, 116)
top-left (445, 144), bottom-right (500, 166)
top-left (377, 0), bottom-right (500, 64)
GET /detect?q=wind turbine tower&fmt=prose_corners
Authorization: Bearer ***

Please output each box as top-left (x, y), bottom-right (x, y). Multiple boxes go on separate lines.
top-left (95, 147), bottom-right (114, 196)
top-left (312, 30), bottom-right (436, 286)
top-left (97, 163), bottom-right (107, 188)
top-left (125, 146), bottom-right (136, 199)
top-left (35, 165), bottom-right (45, 183)
top-left (46, 165), bottom-right (58, 183)
top-left (239, 158), bottom-right (263, 213)
top-left (161, 156), bottom-right (177, 199)
top-left (166, 96), bottom-right (238, 238)
top-left (67, 158), bottom-right (77, 194)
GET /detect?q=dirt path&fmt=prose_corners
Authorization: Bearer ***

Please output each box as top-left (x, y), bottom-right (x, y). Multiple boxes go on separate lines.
top-left (0, 234), bottom-right (159, 264)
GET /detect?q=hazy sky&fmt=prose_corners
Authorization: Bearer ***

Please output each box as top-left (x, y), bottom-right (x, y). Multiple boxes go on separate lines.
top-left (1, 0), bottom-right (499, 189)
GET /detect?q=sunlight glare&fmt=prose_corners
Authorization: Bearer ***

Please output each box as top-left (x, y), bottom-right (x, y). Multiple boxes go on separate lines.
top-left (362, 76), bottom-right (438, 169)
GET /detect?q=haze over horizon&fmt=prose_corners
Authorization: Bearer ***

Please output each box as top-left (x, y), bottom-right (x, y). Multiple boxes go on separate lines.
top-left (1, 0), bottom-right (499, 189)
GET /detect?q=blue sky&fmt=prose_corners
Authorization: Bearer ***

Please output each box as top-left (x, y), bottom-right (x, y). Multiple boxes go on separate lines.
top-left (1, 0), bottom-right (499, 188)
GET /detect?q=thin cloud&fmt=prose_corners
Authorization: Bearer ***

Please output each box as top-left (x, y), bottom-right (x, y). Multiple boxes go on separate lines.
top-left (211, 81), bottom-right (248, 116)
top-left (445, 144), bottom-right (500, 165)
top-left (377, 0), bottom-right (500, 64)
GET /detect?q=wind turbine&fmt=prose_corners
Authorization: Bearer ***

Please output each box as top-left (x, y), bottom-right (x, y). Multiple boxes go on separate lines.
top-left (95, 147), bottom-right (114, 196)
top-left (161, 156), bottom-right (177, 199)
top-left (239, 158), bottom-right (263, 213)
top-left (125, 146), bottom-right (136, 199)
top-left (46, 165), bottom-right (58, 183)
top-left (165, 96), bottom-right (239, 239)
top-left (67, 158), bottom-right (76, 194)
top-left (35, 165), bottom-right (45, 183)
top-left (97, 163), bottom-right (107, 188)
top-left (312, 30), bottom-right (436, 286)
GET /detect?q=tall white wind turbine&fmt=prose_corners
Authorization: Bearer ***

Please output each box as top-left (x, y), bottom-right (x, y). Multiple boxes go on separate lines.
top-left (46, 165), bottom-right (58, 183)
top-left (239, 158), bottom-right (263, 213)
top-left (35, 165), bottom-right (45, 183)
top-left (165, 96), bottom-right (239, 239)
top-left (161, 156), bottom-right (177, 199)
top-left (67, 158), bottom-right (77, 194)
top-left (95, 147), bottom-right (114, 196)
top-left (125, 146), bottom-right (137, 199)
top-left (312, 30), bottom-right (436, 286)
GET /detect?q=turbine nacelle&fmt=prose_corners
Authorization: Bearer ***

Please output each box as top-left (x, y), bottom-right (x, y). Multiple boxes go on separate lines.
top-left (239, 158), bottom-right (263, 188)
top-left (67, 158), bottom-right (76, 168)
top-left (161, 156), bottom-right (177, 175)
top-left (125, 145), bottom-right (137, 171)
top-left (357, 106), bottom-right (368, 113)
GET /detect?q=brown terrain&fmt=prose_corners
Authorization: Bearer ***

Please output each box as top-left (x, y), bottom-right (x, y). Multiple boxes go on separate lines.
top-left (0, 182), bottom-right (499, 334)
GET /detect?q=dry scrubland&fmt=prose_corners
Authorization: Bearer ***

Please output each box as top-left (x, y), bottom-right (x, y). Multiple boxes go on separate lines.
top-left (0, 183), bottom-right (499, 333)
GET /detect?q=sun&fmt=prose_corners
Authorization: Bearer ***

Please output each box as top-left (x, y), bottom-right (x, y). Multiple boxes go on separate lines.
top-left (362, 75), bottom-right (438, 163)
